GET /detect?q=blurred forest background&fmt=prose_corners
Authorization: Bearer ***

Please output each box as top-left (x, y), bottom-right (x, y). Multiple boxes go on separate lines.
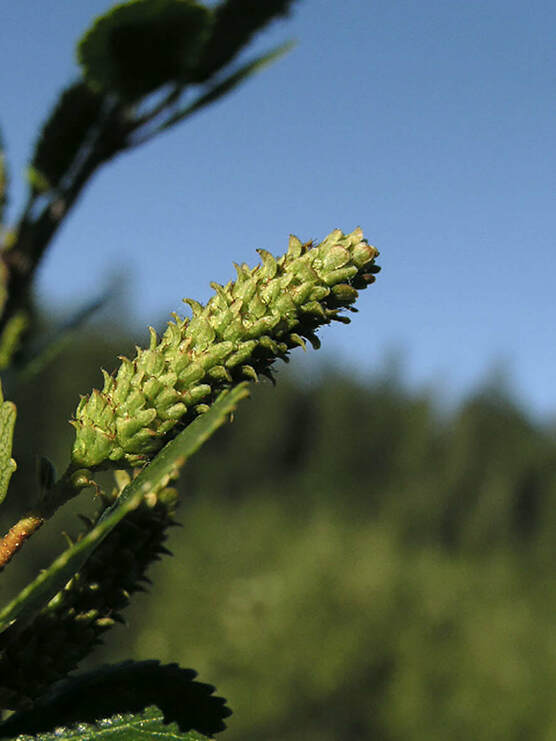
top-left (1, 1), bottom-right (555, 738)
top-left (2, 320), bottom-right (556, 740)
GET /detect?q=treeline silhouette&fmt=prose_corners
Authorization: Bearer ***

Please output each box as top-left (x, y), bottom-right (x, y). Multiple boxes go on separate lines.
top-left (3, 324), bottom-right (556, 740)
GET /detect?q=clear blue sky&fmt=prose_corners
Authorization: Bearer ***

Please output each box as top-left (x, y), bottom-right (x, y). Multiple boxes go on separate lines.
top-left (2, 1), bottom-right (555, 418)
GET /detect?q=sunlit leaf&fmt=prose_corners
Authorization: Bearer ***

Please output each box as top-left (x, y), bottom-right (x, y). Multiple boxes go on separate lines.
top-left (0, 707), bottom-right (211, 739)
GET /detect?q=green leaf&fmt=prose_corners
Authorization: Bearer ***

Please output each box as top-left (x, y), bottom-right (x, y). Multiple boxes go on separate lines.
top-left (0, 380), bottom-right (16, 506)
top-left (0, 383), bottom-right (249, 635)
top-left (0, 660), bottom-right (230, 739)
top-left (158, 41), bottom-right (294, 132)
top-left (29, 81), bottom-right (104, 191)
top-left (0, 707), bottom-right (211, 740)
top-left (77, 0), bottom-right (212, 99)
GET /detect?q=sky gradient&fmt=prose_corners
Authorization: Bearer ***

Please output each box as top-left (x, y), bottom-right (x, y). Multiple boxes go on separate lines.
top-left (2, 1), bottom-right (555, 418)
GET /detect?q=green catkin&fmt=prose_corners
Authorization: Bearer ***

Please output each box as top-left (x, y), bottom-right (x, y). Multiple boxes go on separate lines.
top-left (71, 228), bottom-right (380, 469)
top-left (0, 482), bottom-right (179, 710)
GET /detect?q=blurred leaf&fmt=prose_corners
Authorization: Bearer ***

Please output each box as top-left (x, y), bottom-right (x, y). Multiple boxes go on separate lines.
top-left (0, 310), bottom-right (28, 370)
top-left (193, 0), bottom-right (297, 82)
top-left (0, 660), bottom-right (230, 739)
top-left (0, 380), bottom-right (16, 506)
top-left (17, 281), bottom-right (116, 383)
top-left (25, 166), bottom-right (51, 194)
top-left (30, 81), bottom-right (104, 191)
top-left (77, 0), bottom-right (212, 99)
top-left (0, 383), bottom-right (249, 634)
top-left (159, 41), bottom-right (294, 132)
top-left (37, 456), bottom-right (56, 494)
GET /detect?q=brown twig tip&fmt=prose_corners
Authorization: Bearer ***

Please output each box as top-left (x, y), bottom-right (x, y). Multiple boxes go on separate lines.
top-left (0, 515), bottom-right (44, 570)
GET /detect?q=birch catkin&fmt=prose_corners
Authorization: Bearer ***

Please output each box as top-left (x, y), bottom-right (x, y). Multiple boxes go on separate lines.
top-left (71, 228), bottom-right (380, 469)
